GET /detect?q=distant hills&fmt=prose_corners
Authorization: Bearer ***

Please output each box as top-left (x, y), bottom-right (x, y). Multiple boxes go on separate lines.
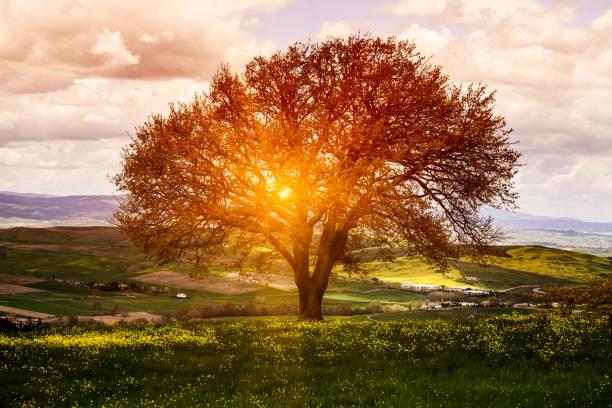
top-left (0, 192), bottom-right (611, 254)
top-left (0, 192), bottom-right (120, 226)
top-left (483, 208), bottom-right (612, 233)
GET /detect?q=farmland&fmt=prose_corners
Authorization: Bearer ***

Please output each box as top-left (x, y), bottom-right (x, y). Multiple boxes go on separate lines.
top-left (0, 227), bottom-right (611, 320)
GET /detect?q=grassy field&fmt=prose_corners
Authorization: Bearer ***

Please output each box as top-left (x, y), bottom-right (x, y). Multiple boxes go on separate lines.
top-left (1, 227), bottom-right (611, 319)
top-left (1, 315), bottom-right (610, 407)
top-left (341, 245), bottom-right (611, 289)
top-left (369, 307), bottom-right (534, 321)
top-left (481, 246), bottom-right (612, 283)
top-left (0, 248), bottom-right (136, 282)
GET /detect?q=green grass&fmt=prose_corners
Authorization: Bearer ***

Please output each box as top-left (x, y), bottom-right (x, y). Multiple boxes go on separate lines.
top-left (3, 227), bottom-right (612, 321)
top-left (0, 226), bottom-right (128, 246)
top-left (370, 307), bottom-right (534, 321)
top-left (324, 289), bottom-right (424, 304)
top-left (1, 316), bottom-right (610, 407)
top-left (344, 255), bottom-right (466, 286)
top-left (450, 260), bottom-right (573, 290)
top-left (0, 248), bottom-right (136, 282)
top-left (341, 246), bottom-right (612, 290)
top-left (481, 246), bottom-right (612, 283)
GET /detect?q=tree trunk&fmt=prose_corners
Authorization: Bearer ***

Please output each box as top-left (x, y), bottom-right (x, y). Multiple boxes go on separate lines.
top-left (295, 227), bottom-right (348, 320)
top-left (298, 285), bottom-right (325, 320)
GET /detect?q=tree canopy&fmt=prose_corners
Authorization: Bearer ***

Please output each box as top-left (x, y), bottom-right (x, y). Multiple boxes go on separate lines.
top-left (113, 36), bottom-right (520, 319)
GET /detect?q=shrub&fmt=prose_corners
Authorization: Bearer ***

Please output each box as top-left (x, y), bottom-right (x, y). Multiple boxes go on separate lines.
top-left (367, 300), bottom-right (384, 313)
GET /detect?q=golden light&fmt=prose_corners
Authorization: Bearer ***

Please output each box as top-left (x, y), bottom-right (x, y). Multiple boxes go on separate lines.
top-left (278, 187), bottom-right (291, 199)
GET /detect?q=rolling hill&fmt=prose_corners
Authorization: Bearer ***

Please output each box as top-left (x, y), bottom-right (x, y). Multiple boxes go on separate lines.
top-left (0, 192), bottom-right (121, 226)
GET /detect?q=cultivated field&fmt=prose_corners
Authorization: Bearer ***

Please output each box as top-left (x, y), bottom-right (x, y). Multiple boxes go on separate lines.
top-left (0, 227), bottom-right (610, 320)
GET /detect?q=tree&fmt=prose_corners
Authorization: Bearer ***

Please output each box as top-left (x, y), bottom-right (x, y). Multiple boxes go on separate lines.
top-left (113, 36), bottom-right (520, 320)
top-left (536, 277), bottom-right (612, 318)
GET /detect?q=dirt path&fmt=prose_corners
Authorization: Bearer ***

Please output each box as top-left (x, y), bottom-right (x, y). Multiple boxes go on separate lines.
top-left (82, 312), bottom-right (162, 325)
top-left (0, 273), bottom-right (44, 284)
top-left (361, 289), bottom-right (382, 293)
top-left (0, 283), bottom-right (46, 295)
top-left (134, 270), bottom-right (260, 294)
top-left (225, 271), bottom-right (296, 290)
top-left (0, 305), bottom-right (55, 318)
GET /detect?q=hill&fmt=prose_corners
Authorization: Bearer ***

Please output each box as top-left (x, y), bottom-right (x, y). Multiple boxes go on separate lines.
top-left (2, 192), bottom-right (611, 254)
top-left (0, 192), bottom-right (121, 226)
top-left (1, 226), bottom-right (610, 320)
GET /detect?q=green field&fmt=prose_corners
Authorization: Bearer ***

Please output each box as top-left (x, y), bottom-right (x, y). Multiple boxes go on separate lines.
top-left (1, 315), bottom-right (610, 407)
top-left (1, 227), bottom-right (612, 319)
top-left (481, 246), bottom-right (612, 283)
top-left (341, 245), bottom-right (612, 289)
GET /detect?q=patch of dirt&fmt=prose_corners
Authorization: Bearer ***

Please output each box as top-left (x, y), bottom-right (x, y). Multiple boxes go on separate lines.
top-left (0, 273), bottom-right (44, 284)
top-left (0, 283), bottom-right (46, 295)
top-left (85, 312), bottom-right (162, 325)
top-left (133, 270), bottom-right (260, 294)
top-left (225, 271), bottom-right (296, 290)
top-left (0, 305), bottom-right (54, 318)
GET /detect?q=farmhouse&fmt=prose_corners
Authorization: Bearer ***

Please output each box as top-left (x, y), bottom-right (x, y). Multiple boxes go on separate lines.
top-left (176, 292), bottom-right (188, 299)
top-left (445, 286), bottom-right (472, 292)
top-left (465, 290), bottom-right (489, 297)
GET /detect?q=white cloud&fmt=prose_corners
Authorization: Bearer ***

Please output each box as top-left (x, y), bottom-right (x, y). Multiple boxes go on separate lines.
top-left (592, 6), bottom-right (612, 31)
top-left (318, 21), bottom-right (355, 39)
top-left (138, 33), bottom-right (159, 44)
top-left (379, 0), bottom-right (445, 16)
top-left (0, 139), bottom-right (127, 195)
top-left (90, 30), bottom-right (140, 66)
top-left (398, 24), bottom-right (453, 56)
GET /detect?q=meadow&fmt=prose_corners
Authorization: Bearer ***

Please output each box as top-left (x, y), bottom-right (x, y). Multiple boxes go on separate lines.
top-left (0, 314), bottom-right (610, 407)
top-left (1, 227), bottom-right (611, 320)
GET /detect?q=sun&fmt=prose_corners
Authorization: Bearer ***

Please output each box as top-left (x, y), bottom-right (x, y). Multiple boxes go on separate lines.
top-left (278, 187), bottom-right (291, 199)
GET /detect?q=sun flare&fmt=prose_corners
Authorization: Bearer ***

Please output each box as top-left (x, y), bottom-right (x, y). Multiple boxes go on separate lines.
top-left (278, 187), bottom-right (291, 199)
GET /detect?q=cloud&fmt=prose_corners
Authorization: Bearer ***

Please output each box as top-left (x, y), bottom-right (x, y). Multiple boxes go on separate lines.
top-left (379, 0), bottom-right (445, 16)
top-left (318, 21), bottom-right (355, 39)
top-left (592, 6), bottom-right (612, 31)
top-left (0, 139), bottom-right (127, 195)
top-left (380, 1), bottom-right (612, 220)
top-left (0, 0), bottom-right (290, 87)
top-left (90, 30), bottom-right (140, 66)
top-left (0, 77), bottom-right (209, 145)
top-left (379, 0), bottom-right (545, 25)
top-left (398, 24), bottom-right (453, 56)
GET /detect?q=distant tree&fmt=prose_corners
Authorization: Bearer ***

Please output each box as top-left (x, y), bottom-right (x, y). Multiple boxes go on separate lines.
top-left (113, 36), bottom-right (520, 320)
top-left (584, 277), bottom-right (612, 318)
top-left (536, 277), bottom-right (611, 318)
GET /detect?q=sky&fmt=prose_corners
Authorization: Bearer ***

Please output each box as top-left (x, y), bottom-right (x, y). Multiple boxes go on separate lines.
top-left (0, 0), bottom-right (611, 221)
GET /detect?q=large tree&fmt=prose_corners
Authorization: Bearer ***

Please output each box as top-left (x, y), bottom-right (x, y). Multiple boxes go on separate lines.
top-left (113, 36), bottom-right (520, 320)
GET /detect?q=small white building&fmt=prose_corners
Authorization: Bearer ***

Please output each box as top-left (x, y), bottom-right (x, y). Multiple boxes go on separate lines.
top-left (465, 290), bottom-right (489, 297)
top-left (465, 276), bottom-right (481, 281)
top-left (446, 286), bottom-right (472, 292)
top-left (176, 292), bottom-right (188, 299)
